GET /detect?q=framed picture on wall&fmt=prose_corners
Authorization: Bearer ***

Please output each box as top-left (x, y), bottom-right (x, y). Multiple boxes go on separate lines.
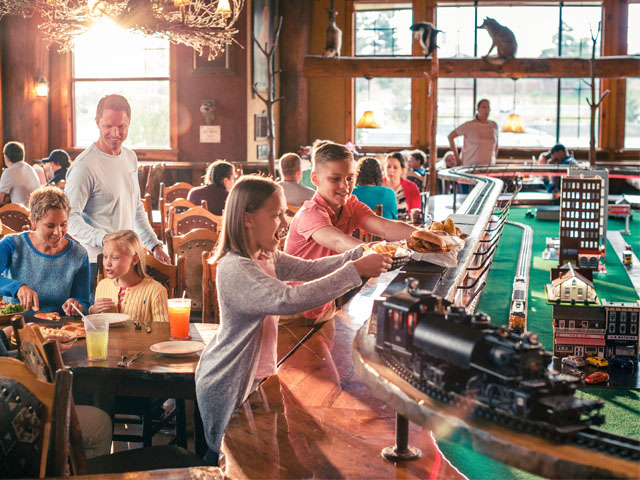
top-left (257, 144), bottom-right (269, 160)
top-left (190, 46), bottom-right (234, 75)
top-left (252, 0), bottom-right (275, 94)
top-left (254, 113), bottom-right (268, 140)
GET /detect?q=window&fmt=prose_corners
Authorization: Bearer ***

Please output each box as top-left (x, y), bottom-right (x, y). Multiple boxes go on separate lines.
top-left (569, 320), bottom-right (575, 329)
top-left (621, 312), bottom-right (627, 322)
top-left (355, 6), bottom-right (412, 56)
top-left (72, 24), bottom-right (170, 149)
top-left (620, 324), bottom-right (626, 334)
top-left (559, 320), bottom-right (565, 328)
top-left (632, 324), bottom-right (637, 335)
top-left (436, 3), bottom-right (602, 148)
top-left (582, 321), bottom-right (588, 329)
top-left (609, 321), bottom-right (616, 333)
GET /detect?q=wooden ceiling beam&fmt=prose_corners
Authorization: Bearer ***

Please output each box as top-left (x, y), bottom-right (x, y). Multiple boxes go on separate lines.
top-left (303, 55), bottom-right (640, 79)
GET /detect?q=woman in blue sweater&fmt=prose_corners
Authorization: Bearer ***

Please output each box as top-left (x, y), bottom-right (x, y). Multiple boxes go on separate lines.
top-left (352, 157), bottom-right (398, 220)
top-left (0, 186), bottom-right (90, 314)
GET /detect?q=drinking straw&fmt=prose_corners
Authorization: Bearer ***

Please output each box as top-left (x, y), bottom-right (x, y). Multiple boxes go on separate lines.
top-left (70, 303), bottom-right (95, 330)
top-left (182, 290), bottom-right (187, 299)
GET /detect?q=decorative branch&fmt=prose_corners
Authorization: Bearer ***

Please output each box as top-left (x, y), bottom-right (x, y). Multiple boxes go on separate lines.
top-left (253, 16), bottom-right (283, 177)
top-left (586, 21), bottom-right (610, 165)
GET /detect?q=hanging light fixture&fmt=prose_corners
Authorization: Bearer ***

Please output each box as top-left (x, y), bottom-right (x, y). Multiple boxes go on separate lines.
top-left (34, 75), bottom-right (49, 97)
top-left (502, 78), bottom-right (525, 133)
top-left (356, 77), bottom-right (381, 129)
top-left (215, 0), bottom-right (232, 16)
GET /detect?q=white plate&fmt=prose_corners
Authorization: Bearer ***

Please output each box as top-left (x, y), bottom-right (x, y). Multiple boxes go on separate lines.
top-left (150, 341), bottom-right (205, 357)
top-left (86, 313), bottom-right (130, 327)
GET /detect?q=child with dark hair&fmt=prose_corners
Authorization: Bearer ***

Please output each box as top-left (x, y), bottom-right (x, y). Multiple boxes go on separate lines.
top-left (408, 149), bottom-right (427, 176)
top-left (187, 160), bottom-right (236, 215)
top-left (352, 157), bottom-right (397, 219)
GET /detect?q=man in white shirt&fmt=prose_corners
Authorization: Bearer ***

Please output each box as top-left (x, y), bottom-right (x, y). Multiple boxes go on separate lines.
top-left (0, 141), bottom-right (41, 206)
top-left (277, 153), bottom-right (315, 206)
top-left (65, 94), bottom-right (170, 287)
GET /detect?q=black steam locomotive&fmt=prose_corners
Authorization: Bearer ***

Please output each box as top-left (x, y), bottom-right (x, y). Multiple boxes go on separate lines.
top-left (375, 283), bottom-right (604, 435)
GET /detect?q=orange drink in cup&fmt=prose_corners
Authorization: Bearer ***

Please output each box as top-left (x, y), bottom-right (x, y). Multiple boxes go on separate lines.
top-left (168, 298), bottom-right (191, 340)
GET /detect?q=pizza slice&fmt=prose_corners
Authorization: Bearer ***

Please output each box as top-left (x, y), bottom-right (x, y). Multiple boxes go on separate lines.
top-left (34, 311), bottom-right (61, 321)
top-left (37, 326), bottom-right (76, 343)
top-left (60, 322), bottom-right (86, 339)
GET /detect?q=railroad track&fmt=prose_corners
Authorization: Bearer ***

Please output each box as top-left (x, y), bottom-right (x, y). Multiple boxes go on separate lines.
top-left (574, 428), bottom-right (640, 460)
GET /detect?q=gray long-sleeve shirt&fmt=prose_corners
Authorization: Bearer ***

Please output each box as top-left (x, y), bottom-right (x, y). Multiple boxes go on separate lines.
top-left (195, 247), bottom-right (363, 454)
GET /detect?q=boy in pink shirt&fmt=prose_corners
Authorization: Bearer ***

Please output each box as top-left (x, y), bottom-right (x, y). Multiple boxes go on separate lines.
top-left (284, 141), bottom-right (417, 318)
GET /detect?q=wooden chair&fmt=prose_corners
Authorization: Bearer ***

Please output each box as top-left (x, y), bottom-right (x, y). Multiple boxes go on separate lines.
top-left (167, 205), bottom-right (222, 239)
top-left (141, 193), bottom-right (161, 237)
top-left (202, 250), bottom-right (219, 323)
top-left (168, 229), bottom-right (218, 311)
top-left (355, 204), bottom-right (383, 243)
top-left (1, 221), bottom-right (18, 236)
top-left (159, 197), bottom-right (204, 243)
top-left (406, 171), bottom-right (426, 191)
top-left (0, 357), bottom-right (71, 478)
top-left (146, 162), bottom-right (165, 204)
top-left (286, 202), bottom-right (301, 217)
top-left (159, 181), bottom-right (193, 205)
top-left (0, 202), bottom-right (30, 232)
top-left (97, 250), bottom-right (186, 298)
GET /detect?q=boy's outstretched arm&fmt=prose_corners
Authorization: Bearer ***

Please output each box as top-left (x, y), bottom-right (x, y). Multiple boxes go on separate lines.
top-left (311, 225), bottom-right (364, 253)
top-left (363, 215), bottom-right (417, 242)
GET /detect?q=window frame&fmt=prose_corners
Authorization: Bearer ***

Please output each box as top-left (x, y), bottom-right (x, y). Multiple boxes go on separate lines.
top-left (50, 44), bottom-right (178, 161)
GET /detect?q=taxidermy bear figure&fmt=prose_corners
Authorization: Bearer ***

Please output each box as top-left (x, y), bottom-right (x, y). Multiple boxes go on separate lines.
top-left (479, 17), bottom-right (517, 65)
top-left (410, 22), bottom-right (441, 58)
top-left (323, 9), bottom-right (342, 58)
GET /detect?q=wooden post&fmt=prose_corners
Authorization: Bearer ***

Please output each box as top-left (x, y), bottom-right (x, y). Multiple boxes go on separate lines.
top-left (279, 1), bottom-right (312, 154)
top-left (586, 23), bottom-right (610, 166)
top-left (253, 17), bottom-right (284, 177)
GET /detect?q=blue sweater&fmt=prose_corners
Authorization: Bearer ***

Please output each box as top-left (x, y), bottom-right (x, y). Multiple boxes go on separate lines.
top-left (0, 232), bottom-right (91, 314)
top-left (352, 185), bottom-right (398, 219)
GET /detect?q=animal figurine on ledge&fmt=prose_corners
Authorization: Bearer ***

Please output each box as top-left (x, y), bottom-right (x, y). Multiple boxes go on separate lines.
top-left (323, 2), bottom-right (342, 58)
top-left (410, 22), bottom-right (442, 58)
top-left (479, 17), bottom-right (517, 65)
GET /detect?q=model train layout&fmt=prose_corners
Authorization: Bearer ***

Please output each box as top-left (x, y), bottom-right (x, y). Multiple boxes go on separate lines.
top-left (375, 283), bottom-right (610, 433)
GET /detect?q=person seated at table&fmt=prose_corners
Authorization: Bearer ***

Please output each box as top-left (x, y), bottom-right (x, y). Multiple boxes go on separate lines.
top-left (382, 152), bottom-right (421, 218)
top-left (90, 230), bottom-right (168, 324)
top-left (277, 152), bottom-right (315, 206)
top-left (284, 141), bottom-right (417, 320)
top-left (43, 148), bottom-right (70, 186)
top-left (0, 141), bottom-right (42, 207)
top-left (352, 157), bottom-right (397, 220)
top-left (0, 186), bottom-right (90, 314)
top-left (539, 143), bottom-right (579, 194)
top-left (187, 160), bottom-right (235, 216)
top-left (195, 175), bottom-right (392, 466)
top-left (408, 149), bottom-right (427, 176)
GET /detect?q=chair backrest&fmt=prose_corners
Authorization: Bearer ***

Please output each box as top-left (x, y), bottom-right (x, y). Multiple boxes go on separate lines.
top-left (11, 321), bottom-right (89, 475)
top-left (405, 171), bottom-right (425, 191)
top-left (0, 203), bottom-right (30, 232)
top-left (96, 251), bottom-right (186, 299)
top-left (202, 250), bottom-right (219, 323)
top-left (160, 197), bottom-right (202, 243)
top-left (159, 181), bottom-right (193, 205)
top-left (0, 357), bottom-right (72, 478)
top-left (357, 204), bottom-right (383, 243)
top-left (168, 205), bottom-right (222, 238)
top-left (146, 162), bottom-right (165, 203)
top-left (169, 229), bottom-right (218, 310)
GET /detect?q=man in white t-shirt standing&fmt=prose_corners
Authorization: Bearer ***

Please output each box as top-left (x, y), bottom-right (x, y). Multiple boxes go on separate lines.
top-left (66, 94), bottom-right (170, 288)
top-left (447, 99), bottom-right (499, 167)
top-left (0, 141), bottom-right (41, 206)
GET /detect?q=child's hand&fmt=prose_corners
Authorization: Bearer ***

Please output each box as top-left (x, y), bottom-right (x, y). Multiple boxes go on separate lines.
top-left (354, 252), bottom-right (392, 278)
top-left (90, 298), bottom-right (115, 314)
top-left (62, 298), bottom-right (83, 316)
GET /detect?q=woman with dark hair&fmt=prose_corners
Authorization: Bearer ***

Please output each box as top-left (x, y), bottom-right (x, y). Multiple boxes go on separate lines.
top-left (382, 152), bottom-right (421, 218)
top-left (352, 157), bottom-right (398, 219)
top-left (447, 98), bottom-right (498, 167)
top-left (187, 160), bottom-right (236, 215)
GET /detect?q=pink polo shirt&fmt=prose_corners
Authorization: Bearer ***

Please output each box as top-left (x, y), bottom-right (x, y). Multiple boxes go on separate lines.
top-left (284, 192), bottom-right (374, 260)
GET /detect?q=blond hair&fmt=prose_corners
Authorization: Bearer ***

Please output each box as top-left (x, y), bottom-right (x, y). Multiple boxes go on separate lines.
top-left (311, 140), bottom-right (353, 172)
top-left (103, 230), bottom-right (148, 279)
top-left (212, 175), bottom-right (281, 262)
top-left (29, 186), bottom-right (70, 223)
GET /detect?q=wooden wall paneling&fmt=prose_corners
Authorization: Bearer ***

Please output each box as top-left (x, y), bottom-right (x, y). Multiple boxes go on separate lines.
top-left (279, 0), bottom-right (312, 154)
top-left (0, 22), bottom-right (3, 151)
top-left (48, 50), bottom-right (72, 151)
top-left (1, 15), bottom-right (49, 160)
top-left (600, 0), bottom-right (629, 153)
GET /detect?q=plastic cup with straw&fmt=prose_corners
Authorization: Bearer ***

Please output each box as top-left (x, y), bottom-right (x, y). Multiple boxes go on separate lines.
top-left (168, 291), bottom-right (191, 340)
top-left (71, 303), bottom-right (109, 361)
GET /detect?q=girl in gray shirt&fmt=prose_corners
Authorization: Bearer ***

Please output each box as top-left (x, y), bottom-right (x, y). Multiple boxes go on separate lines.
top-left (195, 176), bottom-right (391, 464)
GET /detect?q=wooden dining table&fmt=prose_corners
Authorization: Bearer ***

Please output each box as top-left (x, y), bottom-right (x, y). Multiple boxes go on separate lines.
top-left (34, 317), bottom-right (219, 455)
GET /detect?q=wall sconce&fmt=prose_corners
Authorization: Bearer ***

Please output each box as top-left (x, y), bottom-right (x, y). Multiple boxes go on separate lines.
top-left (34, 76), bottom-right (49, 97)
top-left (200, 99), bottom-right (216, 125)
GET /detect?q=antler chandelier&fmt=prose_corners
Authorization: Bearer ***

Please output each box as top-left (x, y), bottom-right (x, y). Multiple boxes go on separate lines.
top-left (0, 0), bottom-right (244, 60)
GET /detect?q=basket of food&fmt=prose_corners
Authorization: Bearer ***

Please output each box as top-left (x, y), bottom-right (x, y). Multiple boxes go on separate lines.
top-left (368, 242), bottom-right (410, 270)
top-left (407, 218), bottom-right (467, 268)
top-left (0, 301), bottom-right (24, 325)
